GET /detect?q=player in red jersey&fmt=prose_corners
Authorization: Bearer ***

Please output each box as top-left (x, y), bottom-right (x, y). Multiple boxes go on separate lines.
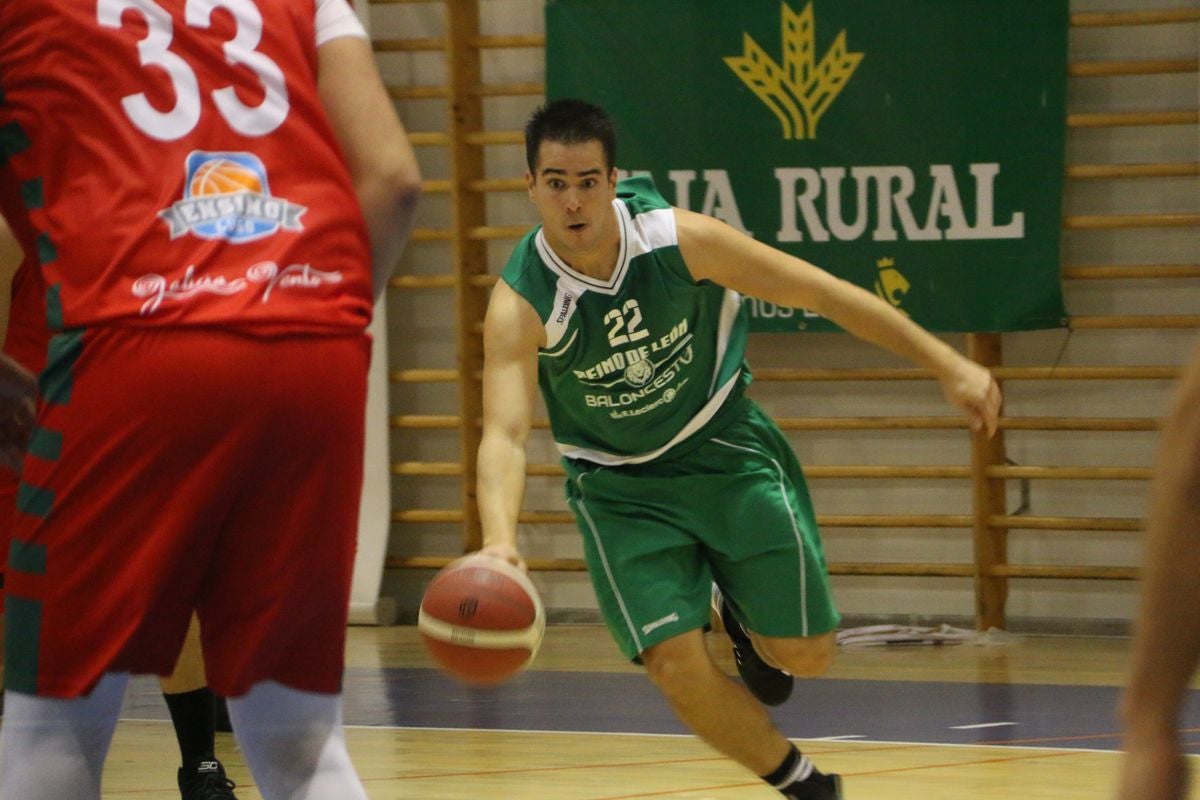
top-left (0, 221), bottom-right (239, 800)
top-left (0, 216), bottom-right (27, 637)
top-left (0, 1), bottom-right (421, 798)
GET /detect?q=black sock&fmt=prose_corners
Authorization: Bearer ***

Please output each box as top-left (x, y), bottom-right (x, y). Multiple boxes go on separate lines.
top-left (215, 694), bottom-right (233, 733)
top-left (763, 744), bottom-right (824, 797)
top-left (163, 687), bottom-right (217, 766)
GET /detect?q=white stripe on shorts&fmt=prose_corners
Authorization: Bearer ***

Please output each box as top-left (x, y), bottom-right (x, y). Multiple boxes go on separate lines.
top-left (571, 475), bottom-right (645, 654)
top-left (710, 437), bottom-right (809, 637)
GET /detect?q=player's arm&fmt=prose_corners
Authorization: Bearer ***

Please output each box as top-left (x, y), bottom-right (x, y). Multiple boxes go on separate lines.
top-left (1114, 345), bottom-right (1200, 800)
top-left (317, 27), bottom-right (421, 299)
top-left (676, 208), bottom-right (1001, 437)
top-left (476, 281), bottom-right (545, 570)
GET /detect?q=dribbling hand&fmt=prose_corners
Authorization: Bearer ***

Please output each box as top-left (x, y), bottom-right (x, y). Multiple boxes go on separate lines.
top-left (477, 542), bottom-right (528, 572)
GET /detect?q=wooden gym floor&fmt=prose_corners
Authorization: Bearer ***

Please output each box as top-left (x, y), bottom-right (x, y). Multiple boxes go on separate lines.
top-left (98, 624), bottom-right (1200, 799)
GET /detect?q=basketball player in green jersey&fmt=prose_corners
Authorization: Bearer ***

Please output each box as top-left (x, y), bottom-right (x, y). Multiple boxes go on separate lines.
top-left (477, 99), bottom-right (1001, 800)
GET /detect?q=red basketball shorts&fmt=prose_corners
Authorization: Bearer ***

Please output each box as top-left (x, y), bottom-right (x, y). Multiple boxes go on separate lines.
top-left (4, 326), bottom-right (370, 698)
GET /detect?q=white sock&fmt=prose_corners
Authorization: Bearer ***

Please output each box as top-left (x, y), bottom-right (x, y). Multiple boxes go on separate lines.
top-left (226, 681), bottom-right (366, 800)
top-left (0, 672), bottom-right (129, 800)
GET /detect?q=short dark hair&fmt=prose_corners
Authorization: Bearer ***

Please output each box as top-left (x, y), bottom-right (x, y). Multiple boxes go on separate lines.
top-left (524, 98), bottom-right (617, 173)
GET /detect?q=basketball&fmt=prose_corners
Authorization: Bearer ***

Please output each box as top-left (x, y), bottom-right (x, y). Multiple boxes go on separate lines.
top-left (418, 554), bottom-right (546, 686)
top-left (190, 158), bottom-right (263, 196)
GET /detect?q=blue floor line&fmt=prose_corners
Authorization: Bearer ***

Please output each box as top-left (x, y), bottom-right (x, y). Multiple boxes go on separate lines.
top-left (119, 667), bottom-right (1200, 754)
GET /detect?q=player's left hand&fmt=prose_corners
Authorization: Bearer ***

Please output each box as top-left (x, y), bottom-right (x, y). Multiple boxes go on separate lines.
top-left (938, 358), bottom-right (1001, 438)
top-left (0, 352), bottom-right (36, 472)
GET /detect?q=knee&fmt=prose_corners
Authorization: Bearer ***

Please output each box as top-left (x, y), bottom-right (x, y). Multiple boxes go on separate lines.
top-left (642, 639), bottom-right (718, 701)
top-left (756, 632), bottom-right (836, 678)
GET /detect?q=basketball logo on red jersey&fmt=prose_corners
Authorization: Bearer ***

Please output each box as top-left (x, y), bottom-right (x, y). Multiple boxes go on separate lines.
top-left (158, 151), bottom-right (307, 243)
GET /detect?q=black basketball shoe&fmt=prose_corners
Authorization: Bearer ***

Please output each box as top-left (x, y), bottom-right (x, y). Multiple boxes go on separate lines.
top-left (785, 773), bottom-right (843, 800)
top-left (714, 589), bottom-right (794, 706)
top-left (178, 758), bottom-right (238, 800)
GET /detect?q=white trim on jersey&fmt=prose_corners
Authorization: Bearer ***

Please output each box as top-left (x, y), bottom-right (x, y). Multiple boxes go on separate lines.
top-left (623, 206), bottom-right (678, 261)
top-left (534, 197), bottom-right (632, 295)
top-left (540, 328), bottom-right (578, 359)
top-left (542, 276), bottom-right (588, 352)
top-left (556, 369), bottom-right (743, 466)
top-left (316, 0), bottom-right (367, 46)
top-left (535, 226), bottom-right (624, 296)
top-left (710, 288), bottom-right (743, 394)
top-left (533, 202), bottom-right (677, 297)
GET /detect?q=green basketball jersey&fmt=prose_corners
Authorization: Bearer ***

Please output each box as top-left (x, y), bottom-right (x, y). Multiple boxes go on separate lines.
top-left (500, 177), bottom-right (751, 465)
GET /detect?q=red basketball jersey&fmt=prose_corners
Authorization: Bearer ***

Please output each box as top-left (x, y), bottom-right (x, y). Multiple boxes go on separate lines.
top-left (0, 0), bottom-right (372, 334)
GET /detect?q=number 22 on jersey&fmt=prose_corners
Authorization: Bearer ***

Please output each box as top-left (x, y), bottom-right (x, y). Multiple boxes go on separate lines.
top-left (97, 0), bottom-right (289, 141)
top-left (605, 299), bottom-right (650, 348)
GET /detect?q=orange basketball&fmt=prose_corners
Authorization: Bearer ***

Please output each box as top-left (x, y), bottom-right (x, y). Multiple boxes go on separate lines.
top-left (190, 158), bottom-right (263, 196)
top-left (418, 554), bottom-right (546, 686)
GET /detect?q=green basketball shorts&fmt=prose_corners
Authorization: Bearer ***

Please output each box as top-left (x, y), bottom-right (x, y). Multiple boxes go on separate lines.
top-left (563, 399), bottom-right (840, 661)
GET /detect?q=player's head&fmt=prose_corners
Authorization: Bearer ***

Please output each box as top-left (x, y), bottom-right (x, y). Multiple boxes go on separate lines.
top-left (523, 100), bottom-right (620, 261)
top-left (524, 98), bottom-right (616, 174)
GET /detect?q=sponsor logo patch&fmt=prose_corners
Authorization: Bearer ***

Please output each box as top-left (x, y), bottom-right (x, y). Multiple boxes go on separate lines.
top-left (159, 151), bottom-right (307, 243)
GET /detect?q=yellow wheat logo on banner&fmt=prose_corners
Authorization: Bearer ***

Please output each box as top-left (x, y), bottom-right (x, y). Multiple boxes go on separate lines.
top-left (873, 257), bottom-right (910, 316)
top-left (724, 2), bottom-right (864, 140)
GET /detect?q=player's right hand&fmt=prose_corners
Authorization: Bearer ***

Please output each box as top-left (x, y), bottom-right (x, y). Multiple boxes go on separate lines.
top-left (476, 542), bottom-right (528, 572)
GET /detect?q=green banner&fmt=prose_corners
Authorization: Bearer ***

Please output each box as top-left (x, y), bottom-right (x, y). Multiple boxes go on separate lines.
top-left (546, 0), bottom-right (1069, 332)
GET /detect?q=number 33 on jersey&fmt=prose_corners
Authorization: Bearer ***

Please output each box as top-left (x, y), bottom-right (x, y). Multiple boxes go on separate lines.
top-left (0, 0), bottom-right (373, 333)
top-left (98, 0), bottom-right (289, 141)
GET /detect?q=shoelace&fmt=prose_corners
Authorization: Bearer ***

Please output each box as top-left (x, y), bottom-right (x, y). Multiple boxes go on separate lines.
top-left (189, 771), bottom-right (237, 799)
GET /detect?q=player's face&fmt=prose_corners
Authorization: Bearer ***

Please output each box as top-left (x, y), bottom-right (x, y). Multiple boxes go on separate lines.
top-left (526, 140), bottom-right (618, 262)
